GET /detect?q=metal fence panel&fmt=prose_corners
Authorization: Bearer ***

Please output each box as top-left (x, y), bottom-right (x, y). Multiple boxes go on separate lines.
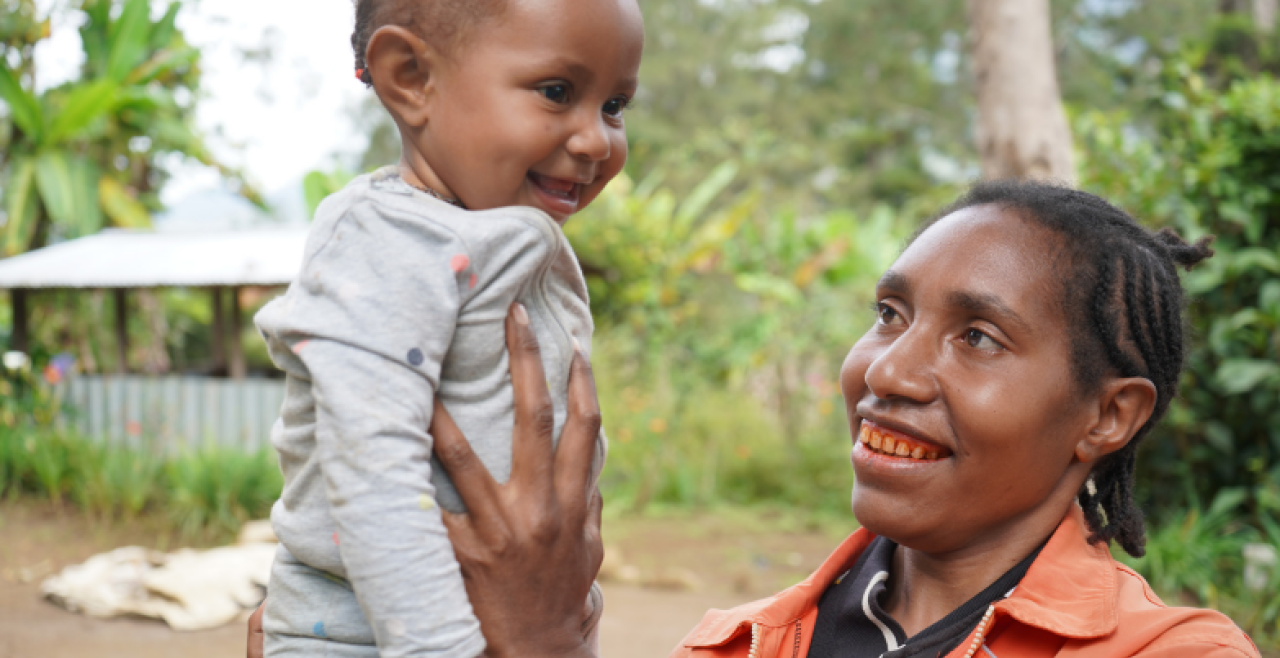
top-left (63, 376), bottom-right (284, 452)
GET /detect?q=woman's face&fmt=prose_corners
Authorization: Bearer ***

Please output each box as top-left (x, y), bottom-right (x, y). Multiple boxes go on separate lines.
top-left (840, 204), bottom-right (1095, 555)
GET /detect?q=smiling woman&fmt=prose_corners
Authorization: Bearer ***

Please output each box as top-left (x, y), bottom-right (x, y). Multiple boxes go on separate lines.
top-left (684, 181), bottom-right (1256, 658)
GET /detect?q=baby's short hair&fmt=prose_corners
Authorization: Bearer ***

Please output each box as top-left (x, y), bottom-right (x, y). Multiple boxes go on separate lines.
top-left (351, 0), bottom-right (506, 85)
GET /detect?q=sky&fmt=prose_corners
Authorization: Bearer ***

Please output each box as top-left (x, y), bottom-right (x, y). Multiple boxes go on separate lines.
top-left (33, 0), bottom-right (370, 218)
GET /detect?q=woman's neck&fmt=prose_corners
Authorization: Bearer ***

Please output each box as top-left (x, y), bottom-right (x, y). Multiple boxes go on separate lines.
top-left (880, 496), bottom-right (1070, 638)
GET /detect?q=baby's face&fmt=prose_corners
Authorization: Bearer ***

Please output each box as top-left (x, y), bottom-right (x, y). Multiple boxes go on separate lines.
top-left (417, 0), bottom-right (643, 223)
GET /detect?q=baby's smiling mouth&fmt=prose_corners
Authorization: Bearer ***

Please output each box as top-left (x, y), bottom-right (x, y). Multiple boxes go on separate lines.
top-left (859, 421), bottom-right (952, 461)
top-left (528, 172), bottom-right (582, 202)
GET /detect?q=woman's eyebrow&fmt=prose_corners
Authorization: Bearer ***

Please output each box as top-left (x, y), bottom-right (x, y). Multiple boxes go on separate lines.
top-left (877, 270), bottom-right (910, 295)
top-left (946, 290), bottom-right (1031, 334)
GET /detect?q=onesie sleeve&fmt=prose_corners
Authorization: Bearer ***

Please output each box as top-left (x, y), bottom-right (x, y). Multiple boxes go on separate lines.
top-left (275, 199), bottom-right (485, 658)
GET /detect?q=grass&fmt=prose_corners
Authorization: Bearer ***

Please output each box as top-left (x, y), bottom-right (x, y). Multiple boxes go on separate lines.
top-left (0, 424), bottom-right (281, 543)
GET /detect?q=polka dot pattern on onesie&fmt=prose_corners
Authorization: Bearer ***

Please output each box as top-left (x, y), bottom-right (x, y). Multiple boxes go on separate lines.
top-left (450, 254), bottom-right (470, 273)
top-left (407, 348), bottom-right (425, 366)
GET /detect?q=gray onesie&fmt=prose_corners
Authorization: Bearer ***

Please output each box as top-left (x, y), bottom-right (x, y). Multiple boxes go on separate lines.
top-left (255, 167), bottom-right (606, 658)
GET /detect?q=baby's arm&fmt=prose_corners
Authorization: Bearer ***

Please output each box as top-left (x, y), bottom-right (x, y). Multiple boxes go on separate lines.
top-left (283, 204), bottom-right (484, 658)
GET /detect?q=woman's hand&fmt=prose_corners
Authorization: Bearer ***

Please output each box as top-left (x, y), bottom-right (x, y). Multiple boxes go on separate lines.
top-left (247, 601), bottom-right (265, 658)
top-left (431, 302), bottom-right (604, 658)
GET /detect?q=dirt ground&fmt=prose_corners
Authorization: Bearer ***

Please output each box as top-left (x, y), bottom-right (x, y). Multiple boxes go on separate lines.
top-left (0, 500), bottom-right (848, 658)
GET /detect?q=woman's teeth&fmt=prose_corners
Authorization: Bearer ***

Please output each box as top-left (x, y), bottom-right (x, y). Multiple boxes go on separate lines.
top-left (859, 424), bottom-right (946, 461)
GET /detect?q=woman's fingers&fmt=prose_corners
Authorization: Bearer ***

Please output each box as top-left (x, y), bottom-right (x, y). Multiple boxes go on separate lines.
top-left (586, 487), bottom-right (605, 568)
top-left (246, 600), bottom-right (265, 658)
top-left (556, 348), bottom-right (603, 510)
top-left (430, 399), bottom-right (501, 528)
top-left (506, 303), bottom-right (556, 489)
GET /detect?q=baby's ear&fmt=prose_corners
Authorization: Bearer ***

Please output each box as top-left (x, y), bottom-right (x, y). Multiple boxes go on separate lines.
top-left (1074, 377), bottom-right (1157, 463)
top-left (366, 25), bottom-right (440, 128)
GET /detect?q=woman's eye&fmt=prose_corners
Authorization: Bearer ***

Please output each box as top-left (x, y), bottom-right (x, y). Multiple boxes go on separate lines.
top-left (964, 328), bottom-right (1001, 350)
top-left (539, 84), bottom-right (570, 104)
top-left (603, 96), bottom-right (630, 117)
top-left (876, 303), bottom-right (901, 325)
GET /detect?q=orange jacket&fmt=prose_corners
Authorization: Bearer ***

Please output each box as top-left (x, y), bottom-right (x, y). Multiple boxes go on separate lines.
top-left (670, 507), bottom-right (1259, 658)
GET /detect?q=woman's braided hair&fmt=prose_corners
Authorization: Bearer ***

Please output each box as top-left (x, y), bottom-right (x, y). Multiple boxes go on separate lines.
top-left (933, 180), bottom-right (1214, 557)
top-left (351, 0), bottom-right (506, 87)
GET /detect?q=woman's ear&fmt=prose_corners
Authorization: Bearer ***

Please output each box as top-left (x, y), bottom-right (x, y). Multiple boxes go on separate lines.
top-left (1075, 377), bottom-right (1158, 463)
top-left (366, 25), bottom-right (440, 128)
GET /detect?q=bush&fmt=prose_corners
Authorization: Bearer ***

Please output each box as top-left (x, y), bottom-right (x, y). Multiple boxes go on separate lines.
top-left (1078, 65), bottom-right (1280, 526)
top-left (0, 360), bottom-right (281, 541)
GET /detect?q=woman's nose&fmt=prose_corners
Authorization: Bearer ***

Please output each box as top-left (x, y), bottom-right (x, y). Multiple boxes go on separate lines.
top-left (566, 112), bottom-right (611, 162)
top-left (862, 326), bottom-right (937, 404)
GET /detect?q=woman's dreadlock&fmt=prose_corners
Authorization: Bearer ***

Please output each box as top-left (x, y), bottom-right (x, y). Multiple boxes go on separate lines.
top-left (932, 180), bottom-right (1214, 557)
top-left (351, 0), bottom-right (506, 87)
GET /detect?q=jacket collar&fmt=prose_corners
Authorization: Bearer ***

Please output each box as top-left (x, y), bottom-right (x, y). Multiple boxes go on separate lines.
top-left (685, 505), bottom-right (1118, 648)
top-left (996, 505), bottom-right (1119, 639)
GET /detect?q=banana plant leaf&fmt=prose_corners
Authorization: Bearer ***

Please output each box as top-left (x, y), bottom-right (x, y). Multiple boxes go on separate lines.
top-left (45, 80), bottom-right (119, 145)
top-left (126, 46), bottom-right (199, 86)
top-left (148, 3), bottom-right (182, 52)
top-left (99, 177), bottom-right (151, 229)
top-left (106, 0), bottom-right (154, 82)
top-left (4, 157), bottom-right (40, 255)
top-left (0, 64), bottom-right (43, 141)
top-left (33, 150), bottom-right (104, 238)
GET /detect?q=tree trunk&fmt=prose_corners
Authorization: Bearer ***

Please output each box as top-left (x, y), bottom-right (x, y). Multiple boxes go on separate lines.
top-left (967, 0), bottom-right (1076, 184)
top-left (1255, 0), bottom-right (1277, 33)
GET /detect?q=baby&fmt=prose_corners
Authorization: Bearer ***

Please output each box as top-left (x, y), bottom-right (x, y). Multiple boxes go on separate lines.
top-left (253, 0), bottom-right (643, 656)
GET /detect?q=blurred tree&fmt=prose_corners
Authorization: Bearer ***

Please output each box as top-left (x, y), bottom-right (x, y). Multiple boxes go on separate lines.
top-left (0, 0), bottom-right (256, 256)
top-left (345, 1), bottom-right (1222, 215)
top-left (967, 0), bottom-right (1076, 182)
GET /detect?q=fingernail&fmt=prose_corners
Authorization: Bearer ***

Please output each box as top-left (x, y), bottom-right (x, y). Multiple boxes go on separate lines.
top-left (571, 337), bottom-right (583, 354)
top-left (512, 302), bottom-right (530, 326)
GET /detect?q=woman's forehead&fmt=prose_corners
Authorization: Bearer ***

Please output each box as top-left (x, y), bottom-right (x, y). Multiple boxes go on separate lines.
top-left (884, 205), bottom-right (1067, 321)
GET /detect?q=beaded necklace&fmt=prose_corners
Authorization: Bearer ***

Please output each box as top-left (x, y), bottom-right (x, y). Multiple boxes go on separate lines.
top-left (404, 178), bottom-right (467, 210)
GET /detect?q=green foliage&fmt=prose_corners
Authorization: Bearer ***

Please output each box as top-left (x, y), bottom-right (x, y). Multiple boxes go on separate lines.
top-left (164, 445), bottom-right (283, 540)
top-left (569, 169), bottom-right (907, 514)
top-left (0, 0), bottom-right (255, 256)
top-left (1, 356), bottom-right (281, 540)
top-left (1078, 60), bottom-right (1280, 526)
top-left (303, 169), bottom-right (356, 219)
top-left (593, 328), bottom-right (853, 514)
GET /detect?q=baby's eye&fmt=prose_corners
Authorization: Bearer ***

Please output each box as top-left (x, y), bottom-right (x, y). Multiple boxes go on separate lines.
top-left (539, 84), bottom-right (570, 104)
top-left (603, 95), bottom-right (630, 117)
top-left (963, 328), bottom-right (1001, 350)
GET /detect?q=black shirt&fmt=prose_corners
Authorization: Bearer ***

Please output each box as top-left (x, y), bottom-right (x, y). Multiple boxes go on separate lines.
top-left (807, 537), bottom-right (1045, 658)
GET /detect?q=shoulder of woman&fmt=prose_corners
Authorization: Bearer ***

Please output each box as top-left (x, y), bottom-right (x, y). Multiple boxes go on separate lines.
top-left (1109, 564), bottom-right (1260, 658)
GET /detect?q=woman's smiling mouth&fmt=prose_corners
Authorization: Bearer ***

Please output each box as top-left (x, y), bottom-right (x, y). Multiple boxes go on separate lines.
top-left (858, 420), bottom-right (951, 461)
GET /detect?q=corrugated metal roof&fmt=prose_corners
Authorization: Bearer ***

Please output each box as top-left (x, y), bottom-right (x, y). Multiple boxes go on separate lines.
top-left (0, 228), bottom-right (310, 289)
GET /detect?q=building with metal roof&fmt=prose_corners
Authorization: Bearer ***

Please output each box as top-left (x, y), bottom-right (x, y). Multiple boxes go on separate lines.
top-left (0, 228), bottom-right (309, 379)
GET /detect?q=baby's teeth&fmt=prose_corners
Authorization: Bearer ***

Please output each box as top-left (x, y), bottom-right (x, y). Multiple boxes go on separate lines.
top-left (911, 446), bottom-right (925, 459)
top-left (926, 451), bottom-right (939, 460)
top-left (882, 436), bottom-right (896, 453)
top-left (895, 442), bottom-right (910, 457)
top-left (870, 432), bottom-right (883, 450)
